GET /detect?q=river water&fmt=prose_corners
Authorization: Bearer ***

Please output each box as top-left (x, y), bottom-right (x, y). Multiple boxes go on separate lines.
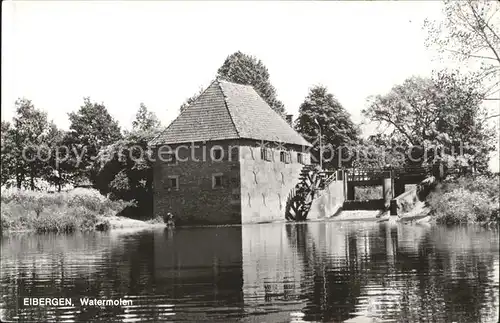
top-left (1, 222), bottom-right (498, 322)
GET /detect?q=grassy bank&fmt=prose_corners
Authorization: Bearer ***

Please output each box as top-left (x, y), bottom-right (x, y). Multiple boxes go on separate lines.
top-left (1, 188), bottom-right (134, 234)
top-left (427, 175), bottom-right (499, 225)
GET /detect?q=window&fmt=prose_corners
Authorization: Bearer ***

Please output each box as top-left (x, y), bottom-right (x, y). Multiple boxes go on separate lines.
top-left (230, 147), bottom-right (239, 161)
top-left (297, 153), bottom-right (304, 164)
top-left (280, 151), bottom-right (286, 163)
top-left (212, 173), bottom-right (223, 189)
top-left (280, 151), bottom-right (291, 164)
top-left (167, 175), bottom-right (179, 190)
top-left (212, 147), bottom-right (223, 161)
top-left (261, 148), bottom-right (272, 161)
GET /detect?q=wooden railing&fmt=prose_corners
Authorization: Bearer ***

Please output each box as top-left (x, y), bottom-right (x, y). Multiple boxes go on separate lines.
top-left (317, 170), bottom-right (340, 189)
top-left (345, 169), bottom-right (391, 182)
top-left (394, 166), bottom-right (432, 177)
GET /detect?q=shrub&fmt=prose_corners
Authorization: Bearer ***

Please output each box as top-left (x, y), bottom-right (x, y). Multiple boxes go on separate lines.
top-left (428, 176), bottom-right (499, 225)
top-left (456, 175), bottom-right (499, 199)
top-left (32, 212), bottom-right (77, 233)
top-left (354, 186), bottom-right (383, 200)
top-left (70, 206), bottom-right (99, 231)
top-left (147, 214), bottom-right (164, 224)
top-left (95, 220), bottom-right (111, 231)
top-left (0, 188), bottom-right (130, 233)
top-left (1, 210), bottom-right (11, 231)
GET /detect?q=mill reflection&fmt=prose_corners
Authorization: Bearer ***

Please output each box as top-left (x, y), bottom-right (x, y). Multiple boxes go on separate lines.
top-left (0, 224), bottom-right (498, 322)
top-left (153, 226), bottom-right (244, 321)
top-left (241, 222), bottom-right (499, 323)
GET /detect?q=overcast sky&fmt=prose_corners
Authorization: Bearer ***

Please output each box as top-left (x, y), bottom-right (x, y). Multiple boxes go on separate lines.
top-left (2, 1), bottom-right (498, 170)
top-left (2, 1), bottom-right (449, 127)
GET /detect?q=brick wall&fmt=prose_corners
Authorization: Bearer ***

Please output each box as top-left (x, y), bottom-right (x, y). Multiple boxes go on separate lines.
top-left (153, 140), bottom-right (241, 224)
top-left (153, 139), bottom-right (311, 225)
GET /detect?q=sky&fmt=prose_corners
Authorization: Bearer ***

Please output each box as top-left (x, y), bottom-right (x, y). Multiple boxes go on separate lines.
top-left (2, 1), bottom-right (498, 170)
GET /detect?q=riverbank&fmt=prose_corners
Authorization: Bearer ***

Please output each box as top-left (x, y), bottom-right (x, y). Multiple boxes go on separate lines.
top-left (327, 174), bottom-right (499, 226)
top-left (426, 175), bottom-right (499, 225)
top-left (0, 188), bottom-right (156, 234)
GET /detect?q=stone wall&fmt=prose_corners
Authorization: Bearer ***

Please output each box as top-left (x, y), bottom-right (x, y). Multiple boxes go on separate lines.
top-left (394, 188), bottom-right (419, 214)
top-left (153, 139), bottom-right (311, 225)
top-left (239, 140), bottom-right (311, 224)
top-left (153, 140), bottom-right (241, 224)
top-left (309, 179), bottom-right (344, 219)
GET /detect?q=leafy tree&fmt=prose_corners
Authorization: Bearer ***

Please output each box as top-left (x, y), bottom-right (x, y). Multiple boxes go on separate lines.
top-left (180, 87), bottom-right (204, 113)
top-left (93, 104), bottom-right (163, 217)
top-left (351, 134), bottom-right (408, 169)
top-left (0, 99), bottom-right (62, 190)
top-left (94, 128), bottom-right (160, 218)
top-left (362, 71), bottom-right (495, 170)
top-left (132, 103), bottom-right (161, 132)
top-left (11, 99), bottom-right (54, 189)
top-left (295, 85), bottom-right (360, 169)
top-left (1, 121), bottom-right (15, 187)
top-left (217, 51), bottom-right (286, 115)
top-left (65, 97), bottom-right (122, 182)
top-left (42, 123), bottom-right (69, 192)
top-left (424, 0), bottom-right (500, 102)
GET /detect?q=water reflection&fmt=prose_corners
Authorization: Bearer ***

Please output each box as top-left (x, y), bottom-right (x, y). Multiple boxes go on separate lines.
top-left (1, 223), bottom-right (498, 322)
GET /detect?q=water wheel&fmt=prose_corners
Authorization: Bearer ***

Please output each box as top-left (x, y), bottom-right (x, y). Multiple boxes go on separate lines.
top-left (285, 165), bottom-right (324, 221)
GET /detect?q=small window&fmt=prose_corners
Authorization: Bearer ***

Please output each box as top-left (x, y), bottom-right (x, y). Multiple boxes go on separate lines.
top-left (230, 147), bottom-right (239, 161)
top-left (167, 175), bottom-right (179, 190)
top-left (297, 153), bottom-right (304, 164)
top-left (212, 148), bottom-right (223, 161)
top-left (280, 151), bottom-right (291, 164)
top-left (261, 148), bottom-right (271, 161)
top-left (212, 173), bottom-right (223, 189)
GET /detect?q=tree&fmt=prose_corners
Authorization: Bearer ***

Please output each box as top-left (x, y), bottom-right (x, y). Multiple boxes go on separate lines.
top-left (94, 127), bottom-right (161, 218)
top-left (42, 123), bottom-right (68, 192)
top-left (350, 134), bottom-right (409, 169)
top-left (1, 99), bottom-right (54, 190)
top-left (65, 98), bottom-right (122, 182)
top-left (132, 103), bottom-right (161, 132)
top-left (217, 51), bottom-right (286, 115)
top-left (362, 71), bottom-right (496, 170)
top-left (15, 99), bottom-right (50, 190)
top-left (295, 85), bottom-right (360, 169)
top-left (93, 104), bottom-right (162, 217)
top-left (424, 0), bottom-right (500, 102)
top-left (179, 87), bottom-right (204, 113)
top-left (1, 121), bottom-right (14, 187)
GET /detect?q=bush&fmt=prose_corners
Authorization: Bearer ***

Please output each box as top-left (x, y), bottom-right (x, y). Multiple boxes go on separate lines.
top-left (147, 214), bottom-right (164, 224)
top-left (95, 220), bottom-right (111, 231)
top-left (427, 175), bottom-right (499, 225)
top-left (0, 188), bottom-right (130, 233)
top-left (32, 211), bottom-right (78, 233)
top-left (354, 186), bottom-right (383, 200)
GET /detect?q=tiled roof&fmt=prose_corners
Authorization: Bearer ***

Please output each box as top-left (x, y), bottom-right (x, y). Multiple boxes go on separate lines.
top-left (150, 80), bottom-right (311, 147)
